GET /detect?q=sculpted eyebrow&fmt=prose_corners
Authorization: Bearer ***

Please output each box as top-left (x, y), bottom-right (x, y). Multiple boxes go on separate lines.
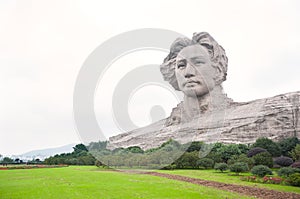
top-left (190, 56), bottom-right (206, 61)
top-left (177, 59), bottom-right (186, 64)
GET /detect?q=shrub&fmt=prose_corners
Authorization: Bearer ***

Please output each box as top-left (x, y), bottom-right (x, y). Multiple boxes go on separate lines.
top-left (214, 163), bottom-right (228, 172)
top-left (252, 152), bottom-right (273, 168)
top-left (228, 154), bottom-right (255, 169)
top-left (251, 165), bottom-right (273, 177)
top-left (247, 147), bottom-right (267, 157)
top-left (197, 158), bottom-right (214, 169)
top-left (252, 137), bottom-right (281, 157)
top-left (274, 156), bottom-right (294, 167)
top-left (287, 173), bottom-right (300, 187)
top-left (229, 162), bottom-right (249, 175)
top-left (291, 161), bottom-right (300, 169)
top-left (277, 167), bottom-right (300, 177)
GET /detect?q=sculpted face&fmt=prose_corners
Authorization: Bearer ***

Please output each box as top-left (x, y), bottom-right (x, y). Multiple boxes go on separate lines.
top-left (175, 44), bottom-right (216, 97)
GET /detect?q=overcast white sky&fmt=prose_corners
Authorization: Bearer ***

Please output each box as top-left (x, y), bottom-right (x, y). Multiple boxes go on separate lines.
top-left (0, 0), bottom-right (300, 156)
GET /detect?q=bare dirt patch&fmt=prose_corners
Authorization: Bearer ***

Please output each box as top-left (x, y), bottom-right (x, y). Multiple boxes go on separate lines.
top-left (119, 170), bottom-right (300, 199)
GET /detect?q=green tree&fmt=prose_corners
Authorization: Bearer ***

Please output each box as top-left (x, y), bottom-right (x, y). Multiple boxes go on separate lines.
top-left (289, 144), bottom-right (300, 161)
top-left (252, 137), bottom-right (281, 157)
top-left (214, 163), bottom-right (228, 172)
top-left (66, 158), bottom-right (79, 165)
top-left (73, 144), bottom-right (88, 153)
top-left (160, 139), bottom-right (181, 150)
top-left (174, 151), bottom-right (199, 169)
top-left (229, 162), bottom-right (249, 175)
top-left (2, 157), bottom-right (13, 163)
top-left (217, 144), bottom-right (242, 163)
top-left (252, 152), bottom-right (273, 168)
top-left (211, 143), bottom-right (224, 152)
top-left (278, 137), bottom-right (299, 157)
top-left (78, 154), bottom-right (96, 165)
top-left (197, 158), bottom-right (214, 169)
top-left (44, 143), bottom-right (97, 165)
top-left (206, 151), bottom-right (223, 163)
top-left (237, 144), bottom-right (249, 154)
top-left (126, 146), bottom-right (144, 153)
top-left (228, 154), bottom-right (254, 169)
top-left (186, 141), bottom-right (204, 152)
top-left (251, 165), bottom-right (273, 177)
top-left (73, 150), bottom-right (88, 157)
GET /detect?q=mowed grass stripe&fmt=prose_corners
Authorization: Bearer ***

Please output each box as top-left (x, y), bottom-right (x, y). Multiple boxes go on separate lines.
top-left (0, 166), bottom-right (253, 199)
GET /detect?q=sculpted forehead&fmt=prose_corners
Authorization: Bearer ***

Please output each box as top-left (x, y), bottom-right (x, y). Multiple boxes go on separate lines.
top-left (177, 44), bottom-right (210, 61)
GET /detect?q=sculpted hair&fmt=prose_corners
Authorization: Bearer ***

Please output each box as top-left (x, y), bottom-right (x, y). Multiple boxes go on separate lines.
top-left (160, 32), bottom-right (228, 90)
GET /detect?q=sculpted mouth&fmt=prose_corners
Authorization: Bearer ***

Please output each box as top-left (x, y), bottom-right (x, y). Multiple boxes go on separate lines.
top-left (184, 80), bottom-right (200, 86)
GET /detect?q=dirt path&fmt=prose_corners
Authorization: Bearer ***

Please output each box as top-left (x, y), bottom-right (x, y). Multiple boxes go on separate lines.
top-left (120, 170), bottom-right (300, 199)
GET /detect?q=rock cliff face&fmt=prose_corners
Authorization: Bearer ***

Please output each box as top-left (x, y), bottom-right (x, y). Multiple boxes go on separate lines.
top-left (108, 91), bottom-right (300, 150)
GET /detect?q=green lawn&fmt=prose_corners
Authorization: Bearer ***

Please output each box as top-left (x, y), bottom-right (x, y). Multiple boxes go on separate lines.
top-left (158, 169), bottom-right (300, 193)
top-left (0, 166), bottom-right (253, 199)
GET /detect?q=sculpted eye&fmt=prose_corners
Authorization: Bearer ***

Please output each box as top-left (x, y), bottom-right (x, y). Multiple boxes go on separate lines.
top-left (177, 63), bottom-right (185, 69)
top-left (177, 61), bottom-right (186, 69)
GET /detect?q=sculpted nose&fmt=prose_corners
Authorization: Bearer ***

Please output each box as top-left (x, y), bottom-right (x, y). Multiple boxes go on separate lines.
top-left (184, 63), bottom-right (195, 78)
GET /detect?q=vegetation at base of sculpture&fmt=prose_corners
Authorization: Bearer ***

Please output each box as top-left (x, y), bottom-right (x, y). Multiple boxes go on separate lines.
top-left (251, 165), bottom-right (273, 177)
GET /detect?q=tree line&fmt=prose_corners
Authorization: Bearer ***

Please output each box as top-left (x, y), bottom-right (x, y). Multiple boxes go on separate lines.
top-left (72, 136), bottom-right (300, 169)
top-left (4, 136), bottom-right (299, 169)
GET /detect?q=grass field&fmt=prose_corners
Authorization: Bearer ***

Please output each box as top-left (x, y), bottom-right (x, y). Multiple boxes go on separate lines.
top-left (158, 169), bottom-right (300, 194)
top-left (0, 166), bottom-right (253, 199)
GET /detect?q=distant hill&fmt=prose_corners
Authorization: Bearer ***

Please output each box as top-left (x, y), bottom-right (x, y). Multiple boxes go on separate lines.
top-left (12, 143), bottom-right (77, 161)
